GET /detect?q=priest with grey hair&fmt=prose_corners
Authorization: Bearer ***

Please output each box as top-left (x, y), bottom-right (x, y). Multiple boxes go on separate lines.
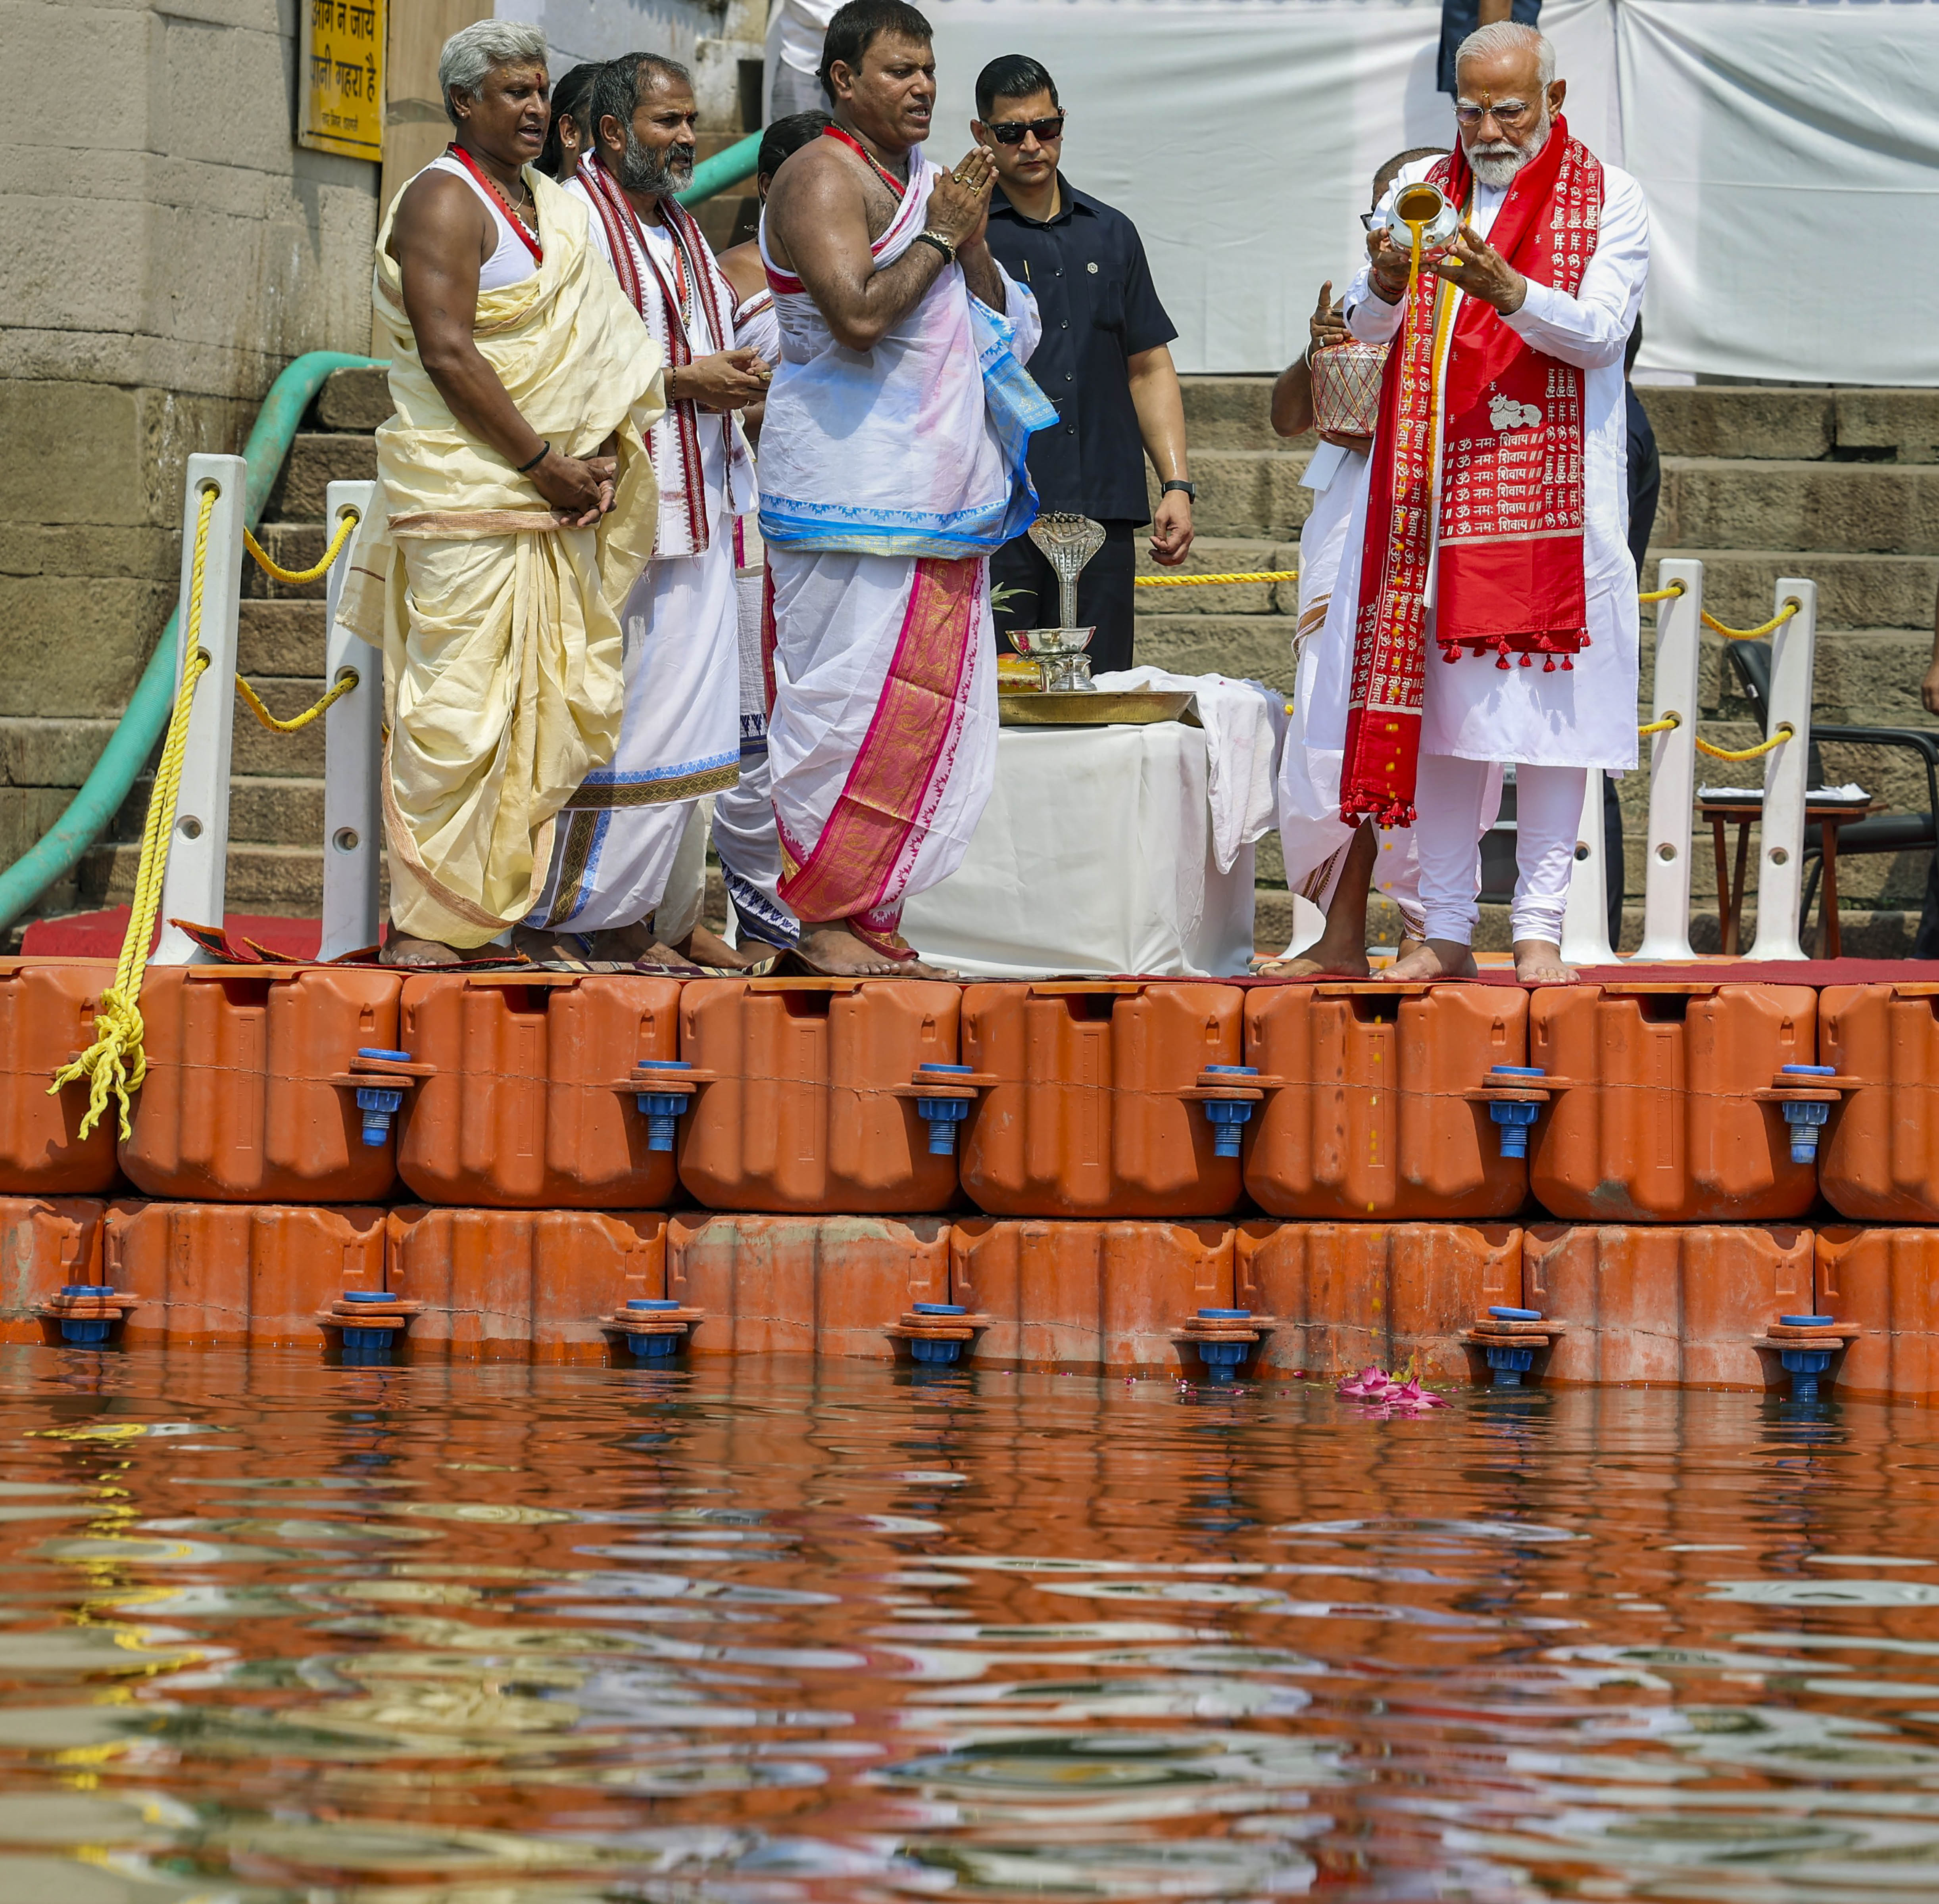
top-left (1304, 21), bottom-right (1649, 984)
top-left (343, 18), bottom-right (665, 966)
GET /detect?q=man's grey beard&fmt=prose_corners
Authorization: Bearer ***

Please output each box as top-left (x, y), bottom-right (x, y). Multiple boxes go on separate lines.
top-left (1465, 106), bottom-right (1551, 189)
top-left (618, 127), bottom-right (695, 197)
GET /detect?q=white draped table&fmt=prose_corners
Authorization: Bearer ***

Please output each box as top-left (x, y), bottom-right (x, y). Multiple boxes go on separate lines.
top-left (902, 720), bottom-right (1256, 979)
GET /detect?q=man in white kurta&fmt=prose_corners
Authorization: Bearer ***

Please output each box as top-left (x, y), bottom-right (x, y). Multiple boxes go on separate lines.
top-left (1308, 22), bottom-right (1647, 983)
top-left (522, 53), bottom-right (770, 959)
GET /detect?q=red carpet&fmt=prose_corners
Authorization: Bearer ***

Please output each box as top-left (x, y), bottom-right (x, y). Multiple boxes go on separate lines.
top-left (19, 910), bottom-right (325, 961)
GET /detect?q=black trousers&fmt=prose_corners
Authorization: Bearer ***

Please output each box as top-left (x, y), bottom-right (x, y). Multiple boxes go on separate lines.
top-left (989, 519), bottom-right (1139, 676)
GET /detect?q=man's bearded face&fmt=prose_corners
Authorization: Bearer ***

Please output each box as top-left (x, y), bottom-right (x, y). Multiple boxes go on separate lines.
top-left (1464, 99), bottom-right (1551, 189)
top-left (619, 118), bottom-right (695, 196)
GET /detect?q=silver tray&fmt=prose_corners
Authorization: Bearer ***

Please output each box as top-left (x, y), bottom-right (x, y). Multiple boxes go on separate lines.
top-left (998, 689), bottom-right (1201, 729)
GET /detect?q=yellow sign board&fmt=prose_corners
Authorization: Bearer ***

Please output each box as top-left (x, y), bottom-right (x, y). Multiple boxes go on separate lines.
top-left (299, 0), bottom-right (386, 162)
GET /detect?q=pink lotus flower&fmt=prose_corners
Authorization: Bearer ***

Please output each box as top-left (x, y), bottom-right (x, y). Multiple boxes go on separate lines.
top-left (1336, 1365), bottom-right (1449, 1412)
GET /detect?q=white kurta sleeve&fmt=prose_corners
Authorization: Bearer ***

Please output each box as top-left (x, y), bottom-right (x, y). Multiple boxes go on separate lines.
top-left (1499, 166), bottom-right (1649, 370)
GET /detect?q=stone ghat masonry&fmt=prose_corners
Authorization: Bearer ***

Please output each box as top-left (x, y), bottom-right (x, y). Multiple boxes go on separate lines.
top-left (0, 1199), bottom-right (1932, 1403)
top-left (2, 4), bottom-right (381, 907)
top-left (8, 964), bottom-right (1939, 1227)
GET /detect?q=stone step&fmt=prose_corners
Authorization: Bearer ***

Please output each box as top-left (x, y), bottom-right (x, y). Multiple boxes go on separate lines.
top-left (1178, 375), bottom-right (1297, 451)
top-left (1184, 379), bottom-right (1939, 465)
top-left (240, 522), bottom-right (329, 600)
top-left (317, 365), bottom-right (391, 434)
top-left (1647, 548), bottom-right (1937, 632)
top-left (1132, 537), bottom-right (1297, 617)
top-left (231, 677), bottom-right (328, 776)
top-left (1638, 386), bottom-right (1939, 464)
top-left (1135, 613), bottom-right (1297, 689)
top-left (1659, 458), bottom-right (1939, 557)
top-left (238, 600), bottom-right (330, 678)
top-left (1155, 448), bottom-right (1313, 539)
top-left (266, 432), bottom-right (379, 521)
top-left (228, 775), bottom-right (324, 848)
top-left (81, 841), bottom-right (325, 913)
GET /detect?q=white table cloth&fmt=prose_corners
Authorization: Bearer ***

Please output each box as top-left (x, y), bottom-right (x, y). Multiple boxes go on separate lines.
top-left (903, 720), bottom-right (1256, 979)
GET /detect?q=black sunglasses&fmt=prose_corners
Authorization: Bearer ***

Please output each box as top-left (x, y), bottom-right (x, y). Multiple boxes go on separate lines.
top-left (985, 113), bottom-right (1066, 146)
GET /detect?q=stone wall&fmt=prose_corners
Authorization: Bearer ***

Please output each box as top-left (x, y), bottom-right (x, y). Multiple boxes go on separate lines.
top-left (0, 0), bottom-right (381, 887)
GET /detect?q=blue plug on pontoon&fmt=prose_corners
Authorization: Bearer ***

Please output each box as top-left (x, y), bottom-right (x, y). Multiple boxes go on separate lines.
top-left (1201, 1067), bottom-right (1259, 1157)
top-left (354, 1048), bottom-right (411, 1146)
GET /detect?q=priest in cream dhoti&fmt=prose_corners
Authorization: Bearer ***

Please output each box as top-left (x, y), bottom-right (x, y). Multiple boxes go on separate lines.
top-left (1306, 22), bottom-right (1648, 984)
top-left (757, 0), bottom-right (1051, 977)
top-left (344, 20), bottom-right (664, 966)
top-left (519, 52), bottom-right (774, 966)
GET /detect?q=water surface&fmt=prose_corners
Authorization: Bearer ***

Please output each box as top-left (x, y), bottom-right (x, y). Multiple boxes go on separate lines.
top-left (1, 1347), bottom-right (1936, 1900)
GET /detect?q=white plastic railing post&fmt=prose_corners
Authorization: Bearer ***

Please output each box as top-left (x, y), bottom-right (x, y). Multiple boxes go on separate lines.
top-left (153, 454), bottom-right (247, 965)
top-left (1635, 559), bottom-right (1703, 961)
top-left (1745, 576), bottom-right (1816, 962)
top-left (1560, 769), bottom-right (1616, 964)
top-left (320, 480), bottom-right (382, 960)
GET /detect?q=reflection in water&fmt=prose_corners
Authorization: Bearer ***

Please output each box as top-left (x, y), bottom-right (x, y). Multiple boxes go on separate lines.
top-left (0, 1353), bottom-right (1938, 1898)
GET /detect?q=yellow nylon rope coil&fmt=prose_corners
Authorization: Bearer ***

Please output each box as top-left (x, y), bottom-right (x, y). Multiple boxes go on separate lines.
top-left (234, 670), bottom-right (359, 734)
top-left (241, 507), bottom-right (360, 587)
top-left (1702, 599), bottom-right (1802, 641)
top-left (1695, 722), bottom-right (1795, 762)
top-left (50, 485), bottom-right (221, 1140)
top-left (1134, 570), bottom-right (1293, 588)
top-left (1637, 713), bottom-right (1681, 736)
top-left (1639, 583), bottom-right (1684, 603)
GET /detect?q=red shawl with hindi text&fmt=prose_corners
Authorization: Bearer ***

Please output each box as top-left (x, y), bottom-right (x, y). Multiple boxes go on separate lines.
top-left (1339, 121), bottom-right (1603, 826)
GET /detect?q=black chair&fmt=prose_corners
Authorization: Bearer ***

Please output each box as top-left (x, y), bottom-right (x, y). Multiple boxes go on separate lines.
top-left (1723, 640), bottom-right (1939, 935)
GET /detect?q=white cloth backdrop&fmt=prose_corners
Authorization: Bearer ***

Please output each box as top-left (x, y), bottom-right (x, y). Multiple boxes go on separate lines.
top-left (925, 0), bottom-right (1939, 385)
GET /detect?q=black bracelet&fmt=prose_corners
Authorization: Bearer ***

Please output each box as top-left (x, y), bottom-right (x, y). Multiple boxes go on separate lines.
top-left (911, 231), bottom-right (955, 267)
top-left (515, 441), bottom-right (550, 474)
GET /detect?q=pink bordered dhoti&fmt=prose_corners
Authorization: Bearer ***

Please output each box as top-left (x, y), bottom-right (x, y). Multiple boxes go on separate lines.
top-left (765, 548), bottom-right (996, 957)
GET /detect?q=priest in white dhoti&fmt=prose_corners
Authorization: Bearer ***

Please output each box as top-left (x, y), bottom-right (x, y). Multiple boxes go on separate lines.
top-left (711, 110), bottom-right (833, 954)
top-left (758, 0), bottom-right (1050, 976)
top-left (522, 52), bottom-right (773, 964)
top-left (1308, 22), bottom-right (1648, 984)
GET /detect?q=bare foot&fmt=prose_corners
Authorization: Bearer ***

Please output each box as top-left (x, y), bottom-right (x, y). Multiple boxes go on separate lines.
top-left (786, 921), bottom-right (955, 979)
top-left (1512, 937), bottom-right (1575, 985)
top-left (1381, 936), bottom-right (1480, 981)
top-left (511, 924), bottom-right (594, 966)
top-left (1255, 927), bottom-right (1373, 979)
top-left (671, 923), bottom-right (763, 972)
top-left (382, 932), bottom-right (498, 969)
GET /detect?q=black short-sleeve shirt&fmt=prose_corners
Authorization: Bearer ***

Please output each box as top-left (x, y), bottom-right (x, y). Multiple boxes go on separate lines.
top-left (984, 176), bottom-right (1178, 525)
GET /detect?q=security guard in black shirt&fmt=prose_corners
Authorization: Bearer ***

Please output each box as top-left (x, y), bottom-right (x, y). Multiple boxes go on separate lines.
top-left (975, 55), bottom-right (1194, 673)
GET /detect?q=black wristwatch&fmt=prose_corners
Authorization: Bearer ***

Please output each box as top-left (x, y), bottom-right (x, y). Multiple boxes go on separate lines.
top-left (1161, 479), bottom-right (1197, 501)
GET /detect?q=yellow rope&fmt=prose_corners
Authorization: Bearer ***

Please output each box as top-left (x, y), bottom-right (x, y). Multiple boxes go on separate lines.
top-left (1639, 582), bottom-right (1803, 642)
top-left (1702, 599), bottom-right (1802, 641)
top-left (1638, 714), bottom-right (1681, 736)
top-left (1695, 722), bottom-right (1795, 762)
top-left (50, 487), bottom-right (221, 1141)
top-left (1134, 569), bottom-right (1293, 588)
top-left (241, 507), bottom-right (360, 586)
top-left (234, 670), bottom-right (359, 734)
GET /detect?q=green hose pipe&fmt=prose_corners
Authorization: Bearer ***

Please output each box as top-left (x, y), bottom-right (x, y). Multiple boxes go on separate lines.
top-left (677, 131), bottom-right (762, 209)
top-left (0, 349), bottom-right (386, 935)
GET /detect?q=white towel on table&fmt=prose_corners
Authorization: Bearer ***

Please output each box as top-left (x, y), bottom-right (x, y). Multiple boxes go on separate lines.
top-left (1091, 667), bottom-right (1284, 874)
